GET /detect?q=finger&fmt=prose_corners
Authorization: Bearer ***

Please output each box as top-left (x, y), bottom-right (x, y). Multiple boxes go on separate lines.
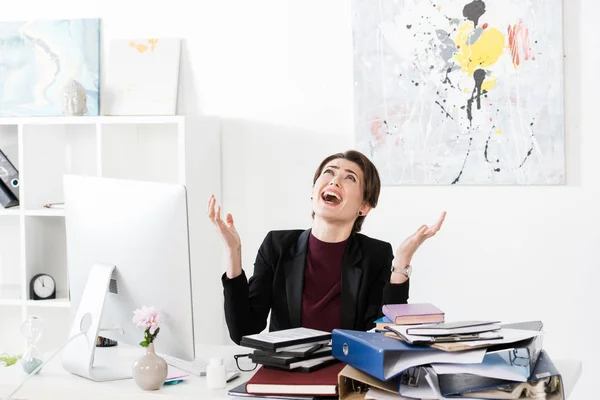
top-left (207, 196), bottom-right (215, 220)
top-left (433, 211), bottom-right (446, 231)
top-left (207, 194), bottom-right (214, 210)
top-left (215, 205), bottom-right (222, 224)
top-left (213, 206), bottom-right (230, 233)
top-left (424, 212), bottom-right (447, 237)
top-left (226, 213), bottom-right (235, 228)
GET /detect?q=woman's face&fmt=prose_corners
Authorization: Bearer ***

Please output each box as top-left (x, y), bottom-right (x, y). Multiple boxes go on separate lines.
top-left (312, 158), bottom-right (369, 224)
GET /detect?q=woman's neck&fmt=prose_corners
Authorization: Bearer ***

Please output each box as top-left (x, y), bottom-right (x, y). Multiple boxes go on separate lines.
top-left (311, 217), bottom-right (353, 243)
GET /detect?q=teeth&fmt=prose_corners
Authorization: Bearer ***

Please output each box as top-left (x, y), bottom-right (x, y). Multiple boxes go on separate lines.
top-left (323, 191), bottom-right (342, 201)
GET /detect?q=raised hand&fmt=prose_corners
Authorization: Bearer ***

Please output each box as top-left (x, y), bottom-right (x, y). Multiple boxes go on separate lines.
top-left (394, 211), bottom-right (446, 271)
top-left (207, 194), bottom-right (241, 253)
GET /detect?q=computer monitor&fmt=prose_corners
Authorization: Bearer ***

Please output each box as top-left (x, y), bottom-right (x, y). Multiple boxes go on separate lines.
top-left (61, 175), bottom-right (195, 382)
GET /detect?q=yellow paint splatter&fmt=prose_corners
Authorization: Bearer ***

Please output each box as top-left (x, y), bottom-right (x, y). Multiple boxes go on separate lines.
top-left (454, 23), bottom-right (505, 76)
top-left (437, 6), bottom-right (441, 11)
top-left (481, 76), bottom-right (498, 92)
top-left (495, 130), bottom-right (503, 135)
top-left (148, 38), bottom-right (159, 52)
top-left (129, 42), bottom-right (149, 53)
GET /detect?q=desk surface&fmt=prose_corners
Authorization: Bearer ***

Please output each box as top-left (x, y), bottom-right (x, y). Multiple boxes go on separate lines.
top-left (0, 343), bottom-right (255, 400)
top-left (0, 343), bottom-right (583, 400)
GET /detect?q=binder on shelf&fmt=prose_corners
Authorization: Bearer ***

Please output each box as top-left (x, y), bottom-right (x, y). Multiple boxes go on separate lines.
top-left (0, 148), bottom-right (19, 200)
top-left (0, 180), bottom-right (18, 208)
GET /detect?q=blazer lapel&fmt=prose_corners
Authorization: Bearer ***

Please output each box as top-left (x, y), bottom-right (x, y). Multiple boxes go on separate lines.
top-left (284, 229), bottom-right (310, 328)
top-left (341, 233), bottom-right (363, 330)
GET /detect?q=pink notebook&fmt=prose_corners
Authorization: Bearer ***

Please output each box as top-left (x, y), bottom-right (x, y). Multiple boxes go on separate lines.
top-left (382, 303), bottom-right (445, 325)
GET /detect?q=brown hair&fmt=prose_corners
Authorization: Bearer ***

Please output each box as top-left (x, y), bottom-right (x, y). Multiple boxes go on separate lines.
top-left (312, 150), bottom-right (381, 233)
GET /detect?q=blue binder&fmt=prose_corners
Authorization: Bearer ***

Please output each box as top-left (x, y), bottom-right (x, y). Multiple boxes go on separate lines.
top-left (439, 350), bottom-right (564, 399)
top-left (331, 329), bottom-right (435, 381)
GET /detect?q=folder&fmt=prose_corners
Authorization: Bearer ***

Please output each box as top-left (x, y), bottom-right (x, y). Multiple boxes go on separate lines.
top-left (438, 350), bottom-right (565, 399)
top-left (484, 320), bottom-right (544, 381)
top-left (0, 148), bottom-right (19, 200)
top-left (338, 364), bottom-right (400, 400)
top-left (245, 362), bottom-right (344, 397)
top-left (331, 329), bottom-right (486, 381)
top-left (241, 328), bottom-right (331, 352)
top-left (0, 180), bottom-right (18, 208)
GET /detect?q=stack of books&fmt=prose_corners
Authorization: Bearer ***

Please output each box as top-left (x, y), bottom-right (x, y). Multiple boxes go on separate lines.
top-left (240, 328), bottom-right (336, 372)
top-left (332, 303), bottom-right (575, 399)
top-left (229, 328), bottom-right (344, 399)
top-left (240, 327), bottom-right (336, 373)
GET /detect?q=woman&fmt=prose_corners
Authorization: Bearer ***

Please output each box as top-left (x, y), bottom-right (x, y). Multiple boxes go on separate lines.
top-left (208, 150), bottom-right (445, 344)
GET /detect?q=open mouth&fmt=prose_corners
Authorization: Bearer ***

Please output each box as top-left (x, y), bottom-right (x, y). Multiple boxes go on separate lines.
top-left (321, 191), bottom-right (343, 205)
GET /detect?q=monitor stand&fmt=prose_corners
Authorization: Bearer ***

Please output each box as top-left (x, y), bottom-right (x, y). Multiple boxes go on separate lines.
top-left (62, 263), bottom-right (132, 381)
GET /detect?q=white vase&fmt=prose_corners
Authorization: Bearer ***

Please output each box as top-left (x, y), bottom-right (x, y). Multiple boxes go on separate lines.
top-left (132, 343), bottom-right (168, 390)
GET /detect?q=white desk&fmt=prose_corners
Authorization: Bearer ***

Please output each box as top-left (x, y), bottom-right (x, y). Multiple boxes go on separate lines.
top-left (0, 344), bottom-right (256, 400)
top-left (0, 343), bottom-right (583, 400)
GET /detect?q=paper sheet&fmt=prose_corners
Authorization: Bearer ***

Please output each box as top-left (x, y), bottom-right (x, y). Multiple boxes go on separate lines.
top-left (243, 327), bottom-right (328, 344)
top-left (387, 326), bottom-right (542, 349)
top-left (431, 353), bottom-right (529, 382)
top-left (365, 386), bottom-right (411, 400)
top-left (383, 347), bottom-right (486, 380)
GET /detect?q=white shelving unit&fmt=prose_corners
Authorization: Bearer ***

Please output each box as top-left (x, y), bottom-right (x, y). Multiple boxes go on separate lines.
top-left (0, 116), bottom-right (221, 353)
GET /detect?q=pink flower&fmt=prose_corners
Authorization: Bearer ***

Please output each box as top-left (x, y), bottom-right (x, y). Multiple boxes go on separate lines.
top-left (132, 306), bottom-right (162, 330)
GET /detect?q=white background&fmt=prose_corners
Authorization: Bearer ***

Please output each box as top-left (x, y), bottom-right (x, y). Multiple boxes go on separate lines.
top-left (1, 1), bottom-right (597, 398)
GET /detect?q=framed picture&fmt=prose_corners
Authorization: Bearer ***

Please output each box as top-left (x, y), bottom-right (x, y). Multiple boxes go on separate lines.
top-left (353, 0), bottom-right (564, 185)
top-left (0, 19), bottom-right (100, 117)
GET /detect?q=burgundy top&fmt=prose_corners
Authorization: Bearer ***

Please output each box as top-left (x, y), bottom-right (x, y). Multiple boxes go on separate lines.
top-left (301, 232), bottom-right (348, 332)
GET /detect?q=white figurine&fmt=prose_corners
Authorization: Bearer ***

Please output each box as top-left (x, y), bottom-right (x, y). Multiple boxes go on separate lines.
top-left (62, 80), bottom-right (88, 116)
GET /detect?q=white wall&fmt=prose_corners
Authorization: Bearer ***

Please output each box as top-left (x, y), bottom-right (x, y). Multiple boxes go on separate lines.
top-left (2, 0), bottom-right (598, 398)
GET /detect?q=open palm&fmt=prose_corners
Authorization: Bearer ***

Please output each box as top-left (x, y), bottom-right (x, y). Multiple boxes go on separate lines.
top-left (207, 195), bottom-right (241, 252)
top-left (395, 212), bottom-right (446, 267)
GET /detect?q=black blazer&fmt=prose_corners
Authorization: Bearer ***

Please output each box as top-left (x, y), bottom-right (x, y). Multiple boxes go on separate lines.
top-left (222, 229), bottom-right (409, 344)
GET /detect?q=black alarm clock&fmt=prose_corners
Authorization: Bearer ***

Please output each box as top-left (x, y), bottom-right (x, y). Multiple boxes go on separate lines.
top-left (30, 273), bottom-right (56, 300)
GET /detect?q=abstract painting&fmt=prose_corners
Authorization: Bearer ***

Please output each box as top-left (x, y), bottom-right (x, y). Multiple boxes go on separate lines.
top-left (353, 0), bottom-right (564, 184)
top-left (0, 19), bottom-right (100, 117)
top-left (103, 38), bottom-right (181, 115)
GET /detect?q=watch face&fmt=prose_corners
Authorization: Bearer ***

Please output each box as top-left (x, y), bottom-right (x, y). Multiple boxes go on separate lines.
top-left (406, 265), bottom-right (412, 278)
top-left (33, 275), bottom-right (55, 299)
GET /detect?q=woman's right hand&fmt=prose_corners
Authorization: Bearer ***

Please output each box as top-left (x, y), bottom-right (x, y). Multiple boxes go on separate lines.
top-left (207, 194), bottom-right (241, 254)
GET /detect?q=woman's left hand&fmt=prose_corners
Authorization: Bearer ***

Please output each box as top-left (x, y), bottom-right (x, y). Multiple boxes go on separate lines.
top-left (393, 212), bottom-right (447, 277)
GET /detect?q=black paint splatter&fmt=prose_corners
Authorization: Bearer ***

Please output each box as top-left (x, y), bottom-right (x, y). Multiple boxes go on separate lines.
top-left (451, 137), bottom-right (473, 185)
top-left (463, 0), bottom-right (486, 27)
top-left (435, 101), bottom-right (455, 120)
top-left (518, 147), bottom-right (534, 168)
top-left (466, 69), bottom-right (486, 126)
top-left (443, 68), bottom-right (455, 88)
top-left (484, 119), bottom-right (536, 174)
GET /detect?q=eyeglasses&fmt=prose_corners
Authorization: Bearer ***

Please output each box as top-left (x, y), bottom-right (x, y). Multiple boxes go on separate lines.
top-left (233, 353), bottom-right (258, 372)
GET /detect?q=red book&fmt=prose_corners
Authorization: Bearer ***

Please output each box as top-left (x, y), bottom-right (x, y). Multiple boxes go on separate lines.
top-left (245, 362), bottom-right (345, 396)
top-left (382, 303), bottom-right (445, 325)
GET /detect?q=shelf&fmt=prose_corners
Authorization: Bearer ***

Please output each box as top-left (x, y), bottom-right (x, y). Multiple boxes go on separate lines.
top-left (25, 208), bottom-right (65, 217)
top-left (0, 208), bottom-right (20, 216)
top-left (25, 298), bottom-right (71, 308)
top-left (0, 298), bottom-right (23, 306)
top-left (0, 298), bottom-right (71, 308)
top-left (0, 116), bottom-right (184, 125)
